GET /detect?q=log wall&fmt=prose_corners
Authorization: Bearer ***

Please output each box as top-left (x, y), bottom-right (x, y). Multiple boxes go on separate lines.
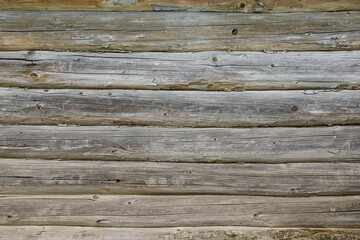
top-left (0, 1), bottom-right (359, 239)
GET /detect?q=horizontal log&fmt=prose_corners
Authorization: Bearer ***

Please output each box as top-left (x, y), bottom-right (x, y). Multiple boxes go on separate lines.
top-left (1, 226), bottom-right (360, 240)
top-left (1, 159), bottom-right (359, 196)
top-left (0, 195), bottom-right (359, 227)
top-left (1, 51), bottom-right (360, 90)
top-left (1, 88), bottom-right (359, 127)
top-left (0, 125), bottom-right (358, 162)
top-left (0, 0), bottom-right (359, 12)
top-left (1, 11), bottom-right (360, 51)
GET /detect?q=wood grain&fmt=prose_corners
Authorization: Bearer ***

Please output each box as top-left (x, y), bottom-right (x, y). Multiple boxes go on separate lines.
top-left (1, 158), bottom-right (359, 196)
top-left (1, 11), bottom-right (360, 52)
top-left (0, 195), bottom-right (359, 227)
top-left (0, 125), bottom-right (358, 163)
top-left (1, 226), bottom-right (360, 240)
top-left (0, 0), bottom-right (359, 12)
top-left (1, 51), bottom-right (360, 90)
top-left (1, 88), bottom-right (359, 127)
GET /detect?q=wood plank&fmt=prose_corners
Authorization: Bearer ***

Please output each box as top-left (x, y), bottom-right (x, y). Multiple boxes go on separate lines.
top-left (1, 11), bottom-right (360, 52)
top-left (0, 125), bottom-right (358, 163)
top-left (1, 51), bottom-right (360, 90)
top-left (1, 88), bottom-right (359, 127)
top-left (1, 159), bottom-right (359, 196)
top-left (0, 0), bottom-right (359, 12)
top-left (1, 226), bottom-right (360, 240)
top-left (0, 195), bottom-right (359, 227)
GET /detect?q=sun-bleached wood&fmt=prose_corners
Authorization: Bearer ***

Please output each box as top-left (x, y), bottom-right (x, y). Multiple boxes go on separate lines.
top-left (0, 125), bottom-right (358, 163)
top-left (1, 51), bottom-right (359, 90)
top-left (0, 0), bottom-right (359, 12)
top-left (1, 11), bottom-right (360, 52)
top-left (1, 195), bottom-right (359, 227)
top-left (1, 226), bottom-right (360, 240)
top-left (0, 88), bottom-right (359, 127)
top-left (1, 158), bottom-right (359, 196)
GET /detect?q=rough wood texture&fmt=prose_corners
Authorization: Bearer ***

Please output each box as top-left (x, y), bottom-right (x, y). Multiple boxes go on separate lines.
top-left (1, 226), bottom-right (360, 240)
top-left (0, 0), bottom-right (359, 12)
top-left (1, 88), bottom-right (359, 127)
top-left (1, 158), bottom-right (359, 196)
top-left (0, 195), bottom-right (359, 227)
top-left (0, 125), bottom-right (359, 162)
top-left (1, 11), bottom-right (360, 52)
top-left (1, 51), bottom-right (360, 90)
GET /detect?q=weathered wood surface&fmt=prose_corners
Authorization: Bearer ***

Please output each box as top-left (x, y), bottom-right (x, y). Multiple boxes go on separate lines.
top-left (1, 11), bottom-right (360, 52)
top-left (1, 158), bottom-right (359, 196)
top-left (1, 88), bottom-right (359, 127)
top-left (0, 0), bottom-right (359, 12)
top-left (1, 226), bottom-right (360, 240)
top-left (0, 125), bottom-right (359, 162)
top-left (1, 51), bottom-right (360, 90)
top-left (0, 195), bottom-right (359, 227)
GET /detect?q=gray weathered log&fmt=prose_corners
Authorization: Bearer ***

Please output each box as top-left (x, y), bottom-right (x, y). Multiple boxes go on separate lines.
top-left (1, 51), bottom-right (359, 90)
top-left (1, 226), bottom-right (360, 240)
top-left (0, 0), bottom-right (359, 13)
top-left (0, 195), bottom-right (359, 227)
top-left (0, 88), bottom-right (359, 127)
top-left (1, 11), bottom-right (360, 51)
top-left (0, 158), bottom-right (359, 196)
top-left (0, 125), bottom-right (359, 162)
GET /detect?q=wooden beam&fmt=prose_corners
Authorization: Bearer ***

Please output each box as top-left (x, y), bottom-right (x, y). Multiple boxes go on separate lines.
top-left (1, 158), bottom-right (359, 196)
top-left (1, 11), bottom-right (360, 51)
top-left (0, 195), bottom-right (359, 227)
top-left (1, 226), bottom-right (360, 240)
top-left (0, 125), bottom-right (358, 162)
top-left (0, 0), bottom-right (359, 12)
top-left (1, 51), bottom-right (359, 90)
top-left (0, 88), bottom-right (359, 127)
